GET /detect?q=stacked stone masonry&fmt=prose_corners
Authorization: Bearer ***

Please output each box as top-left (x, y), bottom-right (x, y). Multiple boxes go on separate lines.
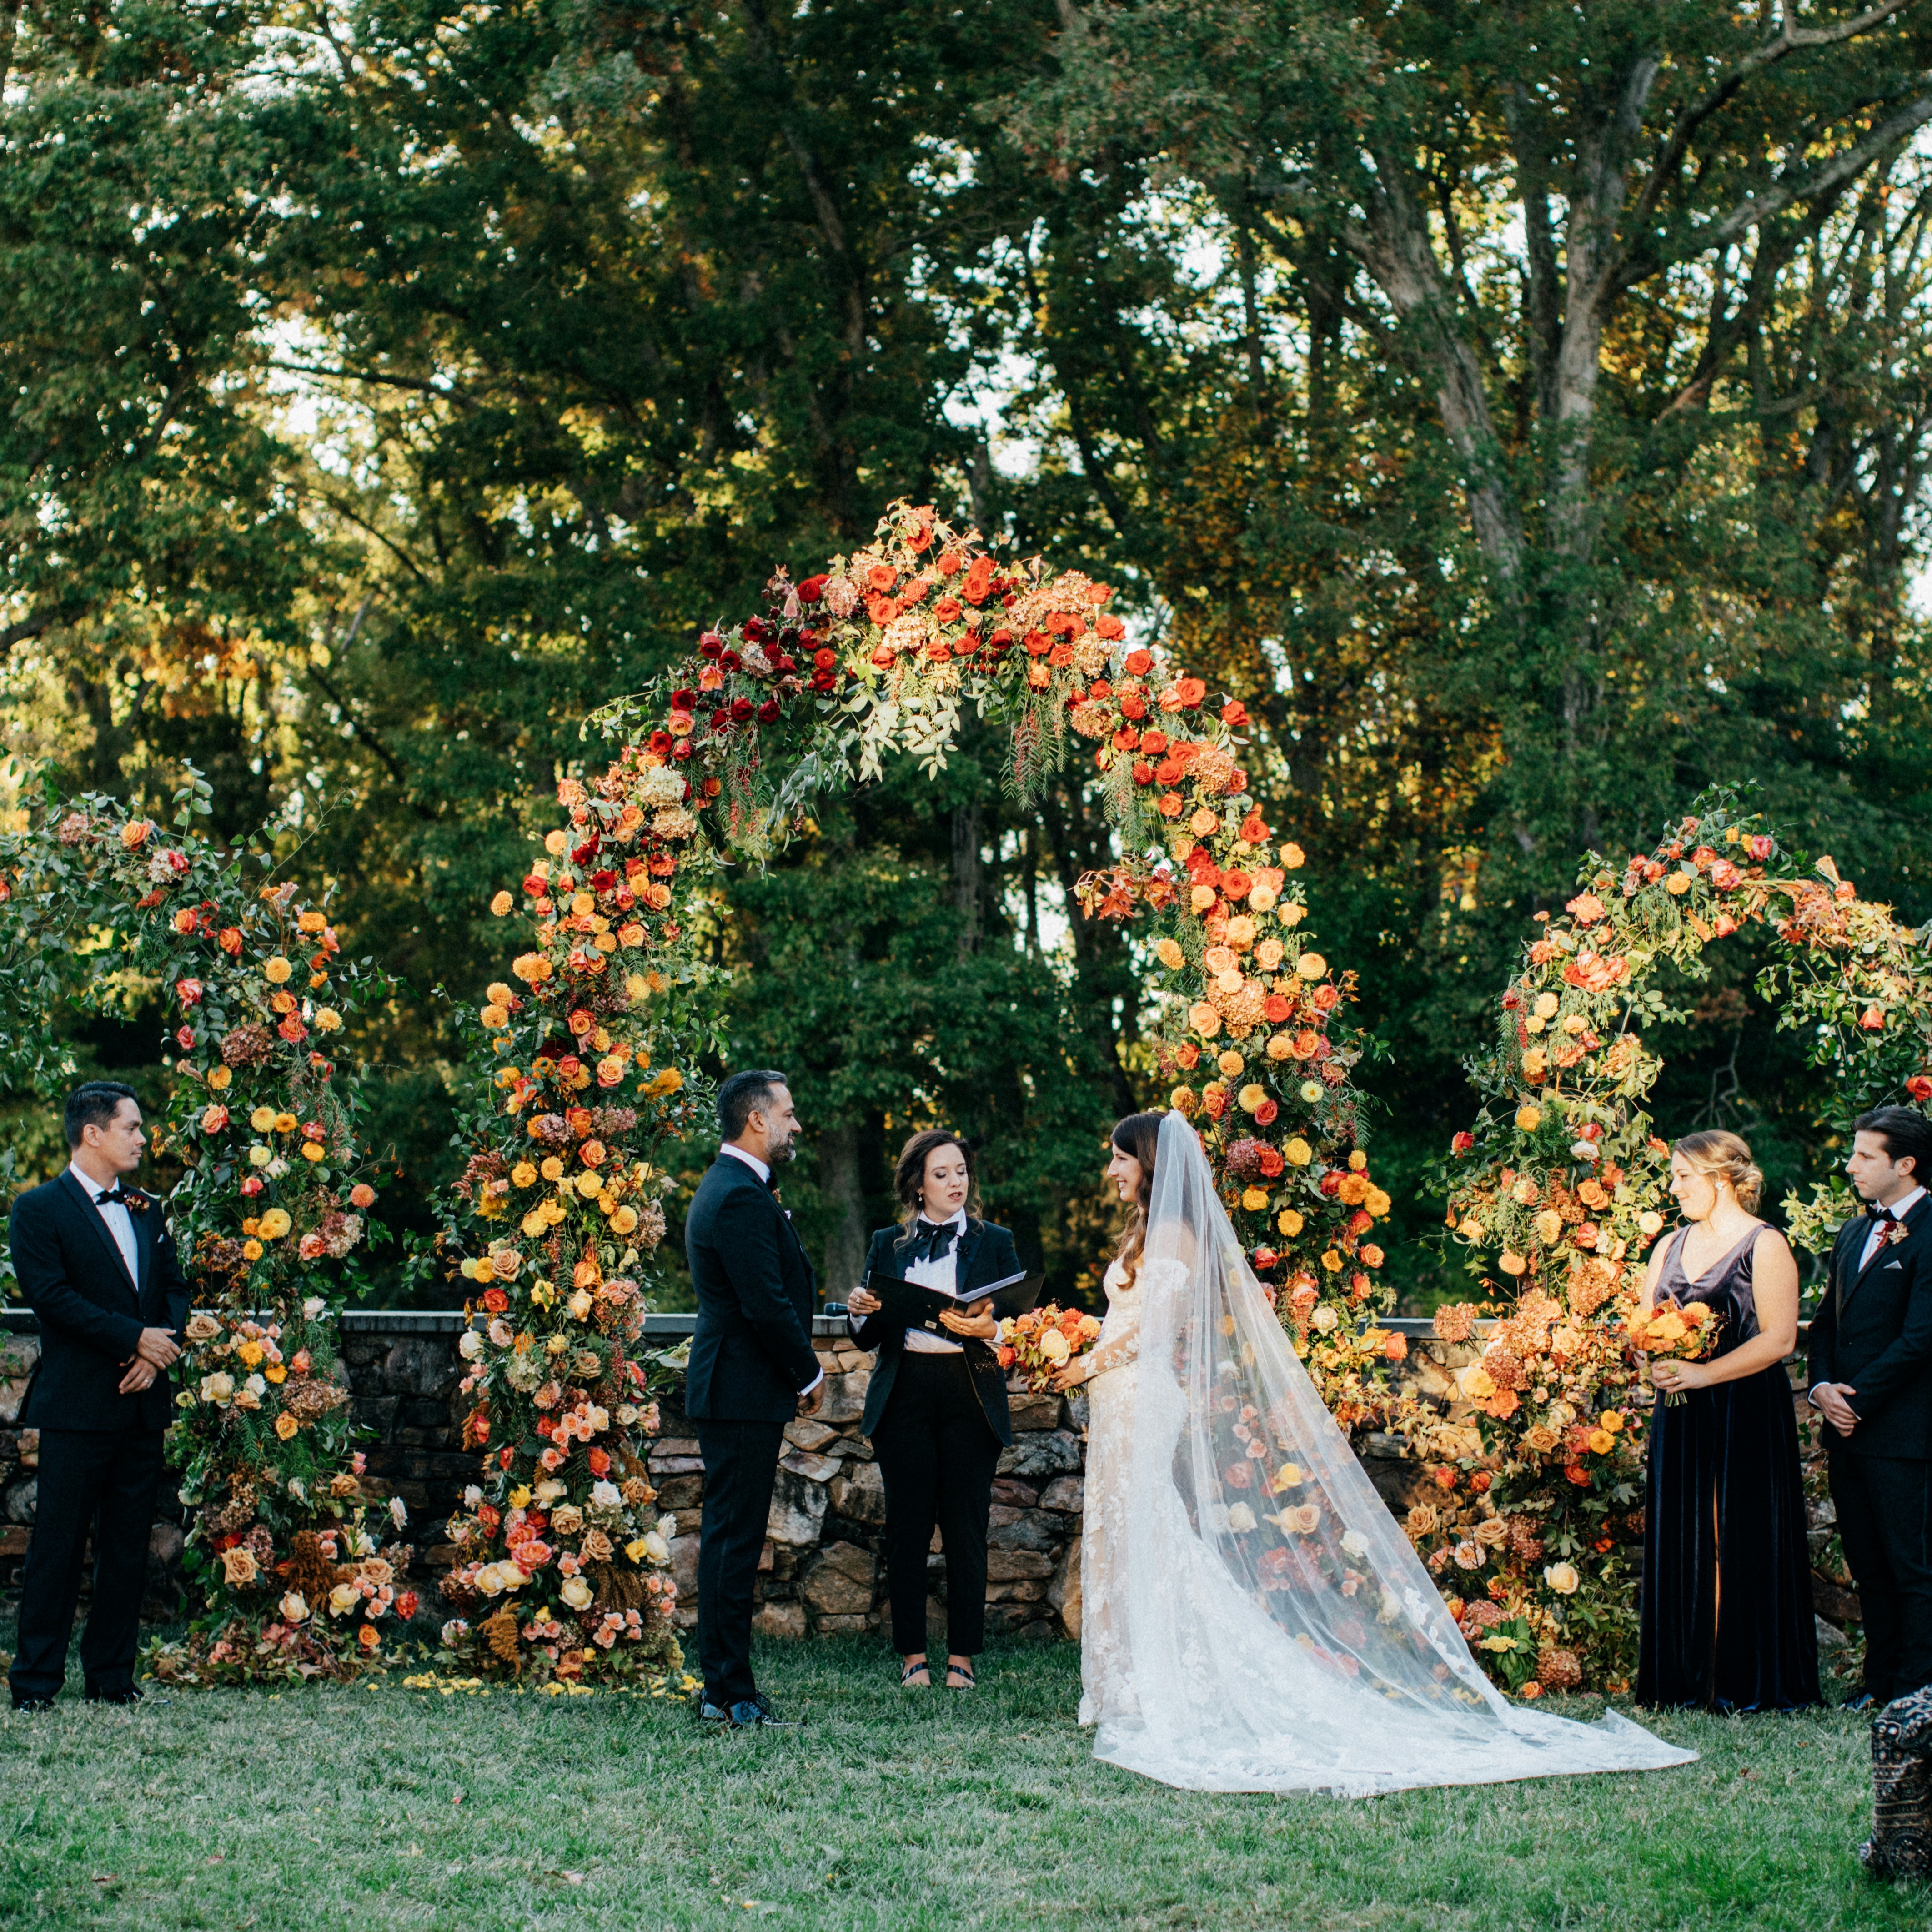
top-left (0, 1312), bottom-right (1852, 1653)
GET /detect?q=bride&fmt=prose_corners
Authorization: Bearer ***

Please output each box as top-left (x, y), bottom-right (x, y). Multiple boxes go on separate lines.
top-left (1048, 1109), bottom-right (1695, 1796)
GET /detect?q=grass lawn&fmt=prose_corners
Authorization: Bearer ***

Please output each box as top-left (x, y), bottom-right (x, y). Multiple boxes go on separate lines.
top-left (0, 1631), bottom-right (1926, 1930)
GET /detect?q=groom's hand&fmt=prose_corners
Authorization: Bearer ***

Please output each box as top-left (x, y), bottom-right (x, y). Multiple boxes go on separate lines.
top-left (797, 1384), bottom-right (825, 1418)
top-left (1814, 1382), bottom-right (1859, 1436)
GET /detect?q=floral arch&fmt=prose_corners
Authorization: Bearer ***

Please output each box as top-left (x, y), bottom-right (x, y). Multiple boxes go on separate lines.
top-left (1405, 791), bottom-right (1932, 1694)
top-left (2, 502), bottom-right (1403, 1687)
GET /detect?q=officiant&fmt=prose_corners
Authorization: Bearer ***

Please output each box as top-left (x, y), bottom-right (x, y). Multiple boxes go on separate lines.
top-left (846, 1130), bottom-right (1019, 1691)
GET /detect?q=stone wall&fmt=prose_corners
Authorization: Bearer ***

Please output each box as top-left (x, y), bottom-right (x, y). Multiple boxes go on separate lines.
top-left (1, 1310), bottom-right (1852, 1659)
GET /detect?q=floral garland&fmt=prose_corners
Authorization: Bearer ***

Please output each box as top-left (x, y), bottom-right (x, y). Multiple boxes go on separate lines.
top-left (0, 780), bottom-right (409, 1683)
top-left (1413, 790), bottom-right (1932, 1692)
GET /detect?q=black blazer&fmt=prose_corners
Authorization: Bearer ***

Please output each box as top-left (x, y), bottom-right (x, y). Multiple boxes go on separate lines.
top-left (1807, 1194), bottom-right (1932, 1460)
top-left (683, 1154), bottom-right (820, 1424)
top-left (11, 1170), bottom-right (189, 1433)
top-left (853, 1219), bottom-right (1019, 1447)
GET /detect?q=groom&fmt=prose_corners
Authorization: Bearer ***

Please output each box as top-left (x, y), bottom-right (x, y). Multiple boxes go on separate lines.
top-left (683, 1069), bottom-right (823, 1729)
top-left (1809, 1105), bottom-right (1932, 1711)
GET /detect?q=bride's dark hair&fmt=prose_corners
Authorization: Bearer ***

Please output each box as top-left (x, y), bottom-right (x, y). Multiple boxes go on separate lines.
top-left (1111, 1111), bottom-right (1165, 1284)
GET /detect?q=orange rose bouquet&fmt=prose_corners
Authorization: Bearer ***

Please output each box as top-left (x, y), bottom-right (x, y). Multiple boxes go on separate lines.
top-left (998, 1304), bottom-right (1103, 1391)
top-left (1627, 1298), bottom-right (1723, 1405)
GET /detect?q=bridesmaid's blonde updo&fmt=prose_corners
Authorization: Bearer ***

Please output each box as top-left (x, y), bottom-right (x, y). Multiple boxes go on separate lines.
top-left (1673, 1129), bottom-right (1765, 1213)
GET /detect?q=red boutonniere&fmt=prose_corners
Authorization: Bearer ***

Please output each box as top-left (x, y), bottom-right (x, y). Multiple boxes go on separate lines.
top-left (1887, 1219), bottom-right (1909, 1246)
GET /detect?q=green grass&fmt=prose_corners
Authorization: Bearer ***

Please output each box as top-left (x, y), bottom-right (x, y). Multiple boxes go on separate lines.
top-left (0, 1634), bottom-right (1925, 1930)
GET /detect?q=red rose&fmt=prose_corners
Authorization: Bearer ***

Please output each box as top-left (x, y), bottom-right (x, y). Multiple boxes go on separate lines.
top-left (797, 575), bottom-right (828, 603)
top-left (1469, 1472), bottom-right (1491, 1494)
top-left (1124, 649), bottom-right (1153, 676)
top-left (176, 1026), bottom-right (196, 1050)
top-left (587, 1448), bottom-right (611, 1476)
top-left (396, 1591), bottom-right (420, 1621)
top-left (757, 699), bottom-right (780, 724)
top-left (1253, 1099), bottom-right (1279, 1126)
top-left (1221, 700), bottom-right (1249, 728)
top-left (1252, 1246), bottom-right (1278, 1270)
top-left (1263, 995), bottom-right (1292, 1024)
top-left (481, 1288), bottom-right (509, 1314)
top-left (1119, 693), bottom-right (1147, 720)
top-left (1452, 1131), bottom-right (1475, 1154)
top-left (1910, 1075), bottom-right (1932, 1103)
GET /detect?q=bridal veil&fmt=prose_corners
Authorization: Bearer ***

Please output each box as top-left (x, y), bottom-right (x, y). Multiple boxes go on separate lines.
top-left (1093, 1110), bottom-right (1695, 1796)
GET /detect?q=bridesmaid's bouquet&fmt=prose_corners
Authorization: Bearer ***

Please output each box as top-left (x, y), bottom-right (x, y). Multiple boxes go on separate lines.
top-left (998, 1304), bottom-right (1103, 1392)
top-left (1627, 1299), bottom-right (1723, 1405)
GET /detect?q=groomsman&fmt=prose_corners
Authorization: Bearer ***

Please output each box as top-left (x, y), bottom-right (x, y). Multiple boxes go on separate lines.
top-left (1808, 1106), bottom-right (1932, 1710)
top-left (9, 1084), bottom-right (187, 1710)
top-left (683, 1069), bottom-right (823, 1729)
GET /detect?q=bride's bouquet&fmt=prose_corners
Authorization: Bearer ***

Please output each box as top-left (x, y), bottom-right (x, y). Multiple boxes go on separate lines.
top-left (998, 1304), bottom-right (1102, 1392)
top-left (1626, 1298), bottom-right (1723, 1405)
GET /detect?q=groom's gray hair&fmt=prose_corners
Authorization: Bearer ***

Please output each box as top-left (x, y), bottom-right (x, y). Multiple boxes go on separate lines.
top-left (717, 1069), bottom-right (788, 1142)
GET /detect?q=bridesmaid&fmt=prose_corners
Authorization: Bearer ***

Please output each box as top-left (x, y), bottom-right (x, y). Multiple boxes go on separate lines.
top-left (845, 1130), bottom-right (1019, 1690)
top-left (1636, 1129), bottom-right (1820, 1711)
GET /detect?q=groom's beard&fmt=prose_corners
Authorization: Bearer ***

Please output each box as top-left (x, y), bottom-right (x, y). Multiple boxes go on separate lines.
top-left (766, 1128), bottom-right (798, 1167)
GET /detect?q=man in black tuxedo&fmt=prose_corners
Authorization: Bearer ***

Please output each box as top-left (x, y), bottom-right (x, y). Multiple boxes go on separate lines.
top-left (9, 1083), bottom-right (187, 1710)
top-left (683, 1068), bottom-right (823, 1729)
top-left (1809, 1105), bottom-right (1932, 1710)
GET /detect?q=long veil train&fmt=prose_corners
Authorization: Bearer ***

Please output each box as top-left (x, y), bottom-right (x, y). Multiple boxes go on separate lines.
top-left (1094, 1111), bottom-right (1696, 1796)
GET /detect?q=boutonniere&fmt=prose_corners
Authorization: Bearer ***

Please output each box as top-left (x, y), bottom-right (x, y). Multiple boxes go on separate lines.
top-left (1887, 1219), bottom-right (1910, 1246)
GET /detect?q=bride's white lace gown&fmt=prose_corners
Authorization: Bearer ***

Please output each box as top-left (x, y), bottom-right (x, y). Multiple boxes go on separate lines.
top-left (1075, 1112), bottom-right (1696, 1797)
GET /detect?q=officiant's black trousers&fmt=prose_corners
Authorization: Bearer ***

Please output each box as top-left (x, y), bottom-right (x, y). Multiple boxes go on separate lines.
top-left (1832, 1453), bottom-right (1932, 1703)
top-left (872, 1353), bottom-right (1002, 1656)
top-left (692, 1417), bottom-right (787, 1707)
top-left (9, 1425), bottom-right (166, 1703)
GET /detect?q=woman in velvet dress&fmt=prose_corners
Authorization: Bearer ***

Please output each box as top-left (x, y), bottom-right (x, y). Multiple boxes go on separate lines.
top-left (1637, 1130), bottom-right (1819, 1711)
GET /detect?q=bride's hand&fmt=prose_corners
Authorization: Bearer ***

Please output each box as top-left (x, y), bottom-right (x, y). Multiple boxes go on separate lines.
top-left (1048, 1357), bottom-right (1091, 1393)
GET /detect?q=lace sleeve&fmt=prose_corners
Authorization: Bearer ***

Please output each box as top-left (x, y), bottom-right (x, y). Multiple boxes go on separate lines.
top-left (1086, 1325), bottom-right (1139, 1380)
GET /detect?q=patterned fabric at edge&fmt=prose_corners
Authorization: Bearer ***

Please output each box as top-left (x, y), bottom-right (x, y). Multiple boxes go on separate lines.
top-left (1862, 1686), bottom-right (1932, 1879)
top-left (1637, 1224), bottom-right (1821, 1712)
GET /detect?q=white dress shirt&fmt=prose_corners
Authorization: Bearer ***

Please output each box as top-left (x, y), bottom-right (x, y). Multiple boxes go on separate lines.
top-left (69, 1160), bottom-right (138, 1286)
top-left (900, 1209), bottom-right (969, 1356)
top-left (718, 1141), bottom-right (821, 1395)
top-left (1810, 1186), bottom-right (1925, 1409)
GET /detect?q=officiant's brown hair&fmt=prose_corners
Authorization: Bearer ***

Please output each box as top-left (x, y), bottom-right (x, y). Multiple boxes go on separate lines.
top-left (892, 1129), bottom-right (983, 1236)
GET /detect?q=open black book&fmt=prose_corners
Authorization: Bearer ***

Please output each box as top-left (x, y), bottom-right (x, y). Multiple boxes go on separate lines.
top-left (863, 1266), bottom-right (1043, 1337)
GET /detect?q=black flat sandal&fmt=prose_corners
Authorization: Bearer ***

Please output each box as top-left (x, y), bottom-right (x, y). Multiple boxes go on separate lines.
top-left (901, 1659), bottom-right (931, 1687)
top-left (946, 1662), bottom-right (975, 1690)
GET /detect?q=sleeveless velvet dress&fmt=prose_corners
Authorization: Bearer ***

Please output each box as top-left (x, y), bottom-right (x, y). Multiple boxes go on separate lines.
top-left (1636, 1224), bottom-right (1820, 1711)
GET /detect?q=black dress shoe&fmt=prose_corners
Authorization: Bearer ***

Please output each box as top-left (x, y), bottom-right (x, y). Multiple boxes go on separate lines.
top-left (1842, 1692), bottom-right (1878, 1713)
top-left (85, 1687), bottom-right (143, 1707)
top-left (730, 1693), bottom-right (802, 1730)
top-left (10, 1696), bottom-right (56, 1714)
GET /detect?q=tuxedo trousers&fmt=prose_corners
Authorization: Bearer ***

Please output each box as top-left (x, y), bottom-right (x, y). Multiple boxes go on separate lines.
top-left (1831, 1452), bottom-right (1932, 1704)
top-left (692, 1416), bottom-right (787, 1707)
top-left (9, 1425), bottom-right (166, 1702)
top-left (871, 1352), bottom-right (1002, 1656)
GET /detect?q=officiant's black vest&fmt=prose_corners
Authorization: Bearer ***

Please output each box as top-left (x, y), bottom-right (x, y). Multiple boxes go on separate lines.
top-left (851, 1219), bottom-right (1019, 1445)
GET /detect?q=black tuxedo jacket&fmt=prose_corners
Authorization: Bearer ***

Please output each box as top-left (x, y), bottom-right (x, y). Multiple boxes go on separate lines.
top-left (11, 1170), bottom-right (189, 1433)
top-left (683, 1154), bottom-right (820, 1424)
top-left (1807, 1194), bottom-right (1932, 1460)
top-left (853, 1219), bottom-right (1019, 1447)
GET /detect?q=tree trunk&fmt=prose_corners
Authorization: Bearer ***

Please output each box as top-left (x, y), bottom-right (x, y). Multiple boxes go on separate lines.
top-left (952, 799), bottom-right (982, 959)
top-left (816, 1119), bottom-right (869, 1302)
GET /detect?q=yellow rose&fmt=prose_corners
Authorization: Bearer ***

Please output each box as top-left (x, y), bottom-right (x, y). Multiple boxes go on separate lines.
top-left (1284, 1137), bottom-right (1312, 1167)
top-left (257, 1209), bottom-right (292, 1240)
top-left (625, 1537), bottom-right (650, 1564)
top-left (1297, 953), bottom-right (1327, 981)
top-left (512, 1162), bottom-right (538, 1187)
top-left (1543, 1562), bottom-right (1580, 1595)
top-left (491, 891), bottom-right (513, 916)
top-left (1274, 1463), bottom-right (1304, 1491)
top-left (1241, 1187), bottom-right (1270, 1212)
top-left (1154, 937), bottom-right (1185, 970)
top-left (1638, 1210), bottom-right (1664, 1236)
top-left (509, 1485), bottom-right (532, 1509)
top-left (1276, 1208), bottom-right (1304, 1237)
top-left (561, 1576), bottom-right (593, 1611)
top-left (575, 1171), bottom-right (604, 1199)
top-left (275, 1413), bottom-right (299, 1440)
top-left (1515, 1105), bottom-right (1542, 1132)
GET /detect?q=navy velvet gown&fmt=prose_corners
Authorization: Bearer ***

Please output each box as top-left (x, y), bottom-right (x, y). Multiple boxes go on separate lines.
top-left (1636, 1224), bottom-right (1821, 1711)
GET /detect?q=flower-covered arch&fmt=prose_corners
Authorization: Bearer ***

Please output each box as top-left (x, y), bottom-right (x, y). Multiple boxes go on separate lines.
top-left (437, 500), bottom-right (1407, 1681)
top-left (1405, 791), bottom-right (1932, 1694)
top-left (0, 777), bottom-right (414, 1682)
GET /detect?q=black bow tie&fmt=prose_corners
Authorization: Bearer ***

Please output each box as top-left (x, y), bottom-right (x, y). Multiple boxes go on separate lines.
top-left (94, 1186), bottom-right (133, 1208)
top-left (908, 1219), bottom-right (958, 1264)
top-left (1869, 1203), bottom-right (1902, 1224)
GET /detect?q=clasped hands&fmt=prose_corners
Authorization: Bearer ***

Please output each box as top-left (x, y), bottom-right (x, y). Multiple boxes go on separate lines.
top-left (1813, 1381), bottom-right (1860, 1438)
top-left (119, 1324), bottom-right (180, 1396)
